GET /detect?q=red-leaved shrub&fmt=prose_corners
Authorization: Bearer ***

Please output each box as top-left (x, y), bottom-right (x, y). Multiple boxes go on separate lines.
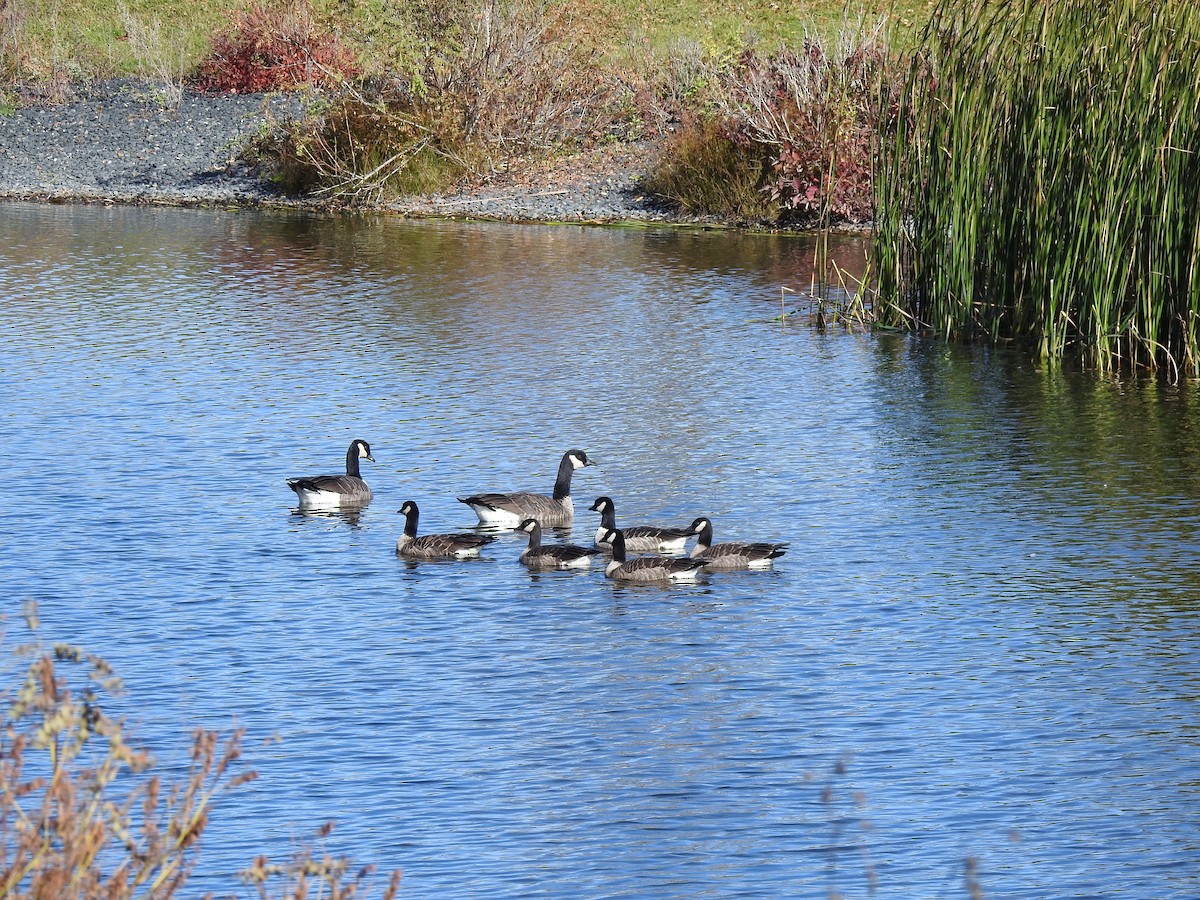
top-left (190, 1), bottom-right (359, 93)
top-left (717, 41), bottom-right (889, 226)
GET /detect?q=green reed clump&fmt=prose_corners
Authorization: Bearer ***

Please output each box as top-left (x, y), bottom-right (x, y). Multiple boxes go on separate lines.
top-left (872, 0), bottom-right (1200, 378)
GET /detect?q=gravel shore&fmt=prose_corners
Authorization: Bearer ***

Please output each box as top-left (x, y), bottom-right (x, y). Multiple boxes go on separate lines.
top-left (0, 80), bottom-right (707, 226)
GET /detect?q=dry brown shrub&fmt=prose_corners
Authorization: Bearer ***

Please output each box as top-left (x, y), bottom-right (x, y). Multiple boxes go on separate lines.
top-left (0, 609), bottom-right (399, 899)
top-left (258, 0), bottom-right (639, 201)
top-left (189, 0), bottom-right (359, 93)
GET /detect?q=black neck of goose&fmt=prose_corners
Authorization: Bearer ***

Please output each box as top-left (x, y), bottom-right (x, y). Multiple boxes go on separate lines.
top-left (525, 521), bottom-right (543, 548)
top-left (597, 505), bottom-right (616, 530)
top-left (345, 445), bottom-right (361, 478)
top-left (609, 531), bottom-right (626, 563)
top-left (403, 508), bottom-right (419, 538)
top-left (696, 521), bottom-right (713, 549)
top-left (552, 456), bottom-right (574, 500)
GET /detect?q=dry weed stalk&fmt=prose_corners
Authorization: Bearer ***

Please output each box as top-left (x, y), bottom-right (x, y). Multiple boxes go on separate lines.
top-left (0, 634), bottom-right (254, 898)
top-left (116, 1), bottom-right (187, 107)
top-left (240, 822), bottom-right (402, 900)
top-left (1, 610), bottom-right (399, 898)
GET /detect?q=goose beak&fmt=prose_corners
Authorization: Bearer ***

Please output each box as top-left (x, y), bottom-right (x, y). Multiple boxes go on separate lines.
top-left (365, 454), bottom-right (375, 462)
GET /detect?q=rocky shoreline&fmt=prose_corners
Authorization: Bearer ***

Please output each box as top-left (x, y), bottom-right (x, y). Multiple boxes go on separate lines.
top-left (0, 80), bottom-right (715, 227)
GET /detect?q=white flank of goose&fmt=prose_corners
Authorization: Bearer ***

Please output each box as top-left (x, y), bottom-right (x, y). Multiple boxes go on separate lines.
top-left (602, 528), bottom-right (708, 582)
top-left (686, 516), bottom-right (788, 569)
top-left (395, 501), bottom-right (497, 559)
top-left (588, 496), bottom-right (692, 553)
top-left (287, 439), bottom-right (374, 508)
top-left (516, 518), bottom-right (600, 569)
top-left (458, 449), bottom-right (593, 527)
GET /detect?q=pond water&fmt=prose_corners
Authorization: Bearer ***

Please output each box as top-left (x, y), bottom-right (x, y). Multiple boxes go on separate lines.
top-left (1, 202), bottom-right (1198, 898)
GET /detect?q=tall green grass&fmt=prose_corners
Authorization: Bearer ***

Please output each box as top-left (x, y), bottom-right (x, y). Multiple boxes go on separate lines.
top-left (872, 0), bottom-right (1200, 378)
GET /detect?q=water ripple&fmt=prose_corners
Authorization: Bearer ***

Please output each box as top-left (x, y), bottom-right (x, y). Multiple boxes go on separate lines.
top-left (0, 203), bottom-right (1198, 898)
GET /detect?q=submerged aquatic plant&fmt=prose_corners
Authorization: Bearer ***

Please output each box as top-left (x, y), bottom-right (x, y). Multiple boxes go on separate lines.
top-left (872, 0), bottom-right (1200, 379)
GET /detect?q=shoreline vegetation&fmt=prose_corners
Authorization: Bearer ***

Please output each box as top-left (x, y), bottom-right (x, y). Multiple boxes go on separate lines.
top-left (1, 0), bottom-right (897, 229)
top-left (5, 0), bottom-right (1197, 377)
top-left (874, 0), bottom-right (1200, 380)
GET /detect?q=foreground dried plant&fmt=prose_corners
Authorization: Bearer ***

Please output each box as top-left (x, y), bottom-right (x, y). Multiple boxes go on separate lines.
top-left (0, 607), bottom-right (400, 899)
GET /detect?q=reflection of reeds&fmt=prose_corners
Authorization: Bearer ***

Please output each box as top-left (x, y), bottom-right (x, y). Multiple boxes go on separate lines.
top-left (872, 0), bottom-right (1200, 379)
top-left (0, 604), bottom-right (400, 898)
top-left (779, 234), bottom-right (873, 329)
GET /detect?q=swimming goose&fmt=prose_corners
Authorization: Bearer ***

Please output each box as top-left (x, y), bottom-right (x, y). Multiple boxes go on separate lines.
top-left (395, 501), bottom-right (497, 559)
top-left (287, 439), bottom-right (374, 508)
top-left (516, 518), bottom-right (600, 569)
top-left (602, 528), bottom-right (708, 583)
top-left (458, 449), bottom-right (593, 527)
top-left (686, 517), bottom-right (788, 569)
top-left (588, 496), bottom-right (693, 553)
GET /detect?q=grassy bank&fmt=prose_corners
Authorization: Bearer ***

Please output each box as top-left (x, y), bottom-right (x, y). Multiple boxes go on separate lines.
top-left (2, 0), bottom-right (928, 83)
top-left (2, 1), bottom-right (917, 221)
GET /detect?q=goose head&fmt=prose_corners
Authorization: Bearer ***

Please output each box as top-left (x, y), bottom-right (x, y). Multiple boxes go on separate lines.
top-left (353, 439), bottom-right (375, 463)
top-left (601, 527), bottom-right (626, 556)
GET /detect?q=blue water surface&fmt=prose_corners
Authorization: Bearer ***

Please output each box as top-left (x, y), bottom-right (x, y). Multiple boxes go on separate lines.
top-left (1, 202), bottom-right (1198, 898)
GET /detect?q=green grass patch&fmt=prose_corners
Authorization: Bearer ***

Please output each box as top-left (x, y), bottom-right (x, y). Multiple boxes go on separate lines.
top-left (6, 0), bottom-right (232, 80)
top-left (2, 0), bottom-right (930, 84)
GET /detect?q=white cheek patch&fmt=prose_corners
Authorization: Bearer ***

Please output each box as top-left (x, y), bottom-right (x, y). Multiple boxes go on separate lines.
top-left (572, 454), bottom-right (586, 468)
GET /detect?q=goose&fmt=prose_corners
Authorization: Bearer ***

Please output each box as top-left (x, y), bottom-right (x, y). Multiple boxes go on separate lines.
top-left (395, 501), bottom-right (497, 559)
top-left (458, 449), bottom-right (593, 527)
top-left (602, 528), bottom-right (708, 583)
top-left (588, 496), bottom-right (693, 553)
top-left (287, 439), bottom-right (374, 508)
top-left (516, 518), bottom-right (600, 569)
top-left (687, 516), bottom-right (788, 569)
